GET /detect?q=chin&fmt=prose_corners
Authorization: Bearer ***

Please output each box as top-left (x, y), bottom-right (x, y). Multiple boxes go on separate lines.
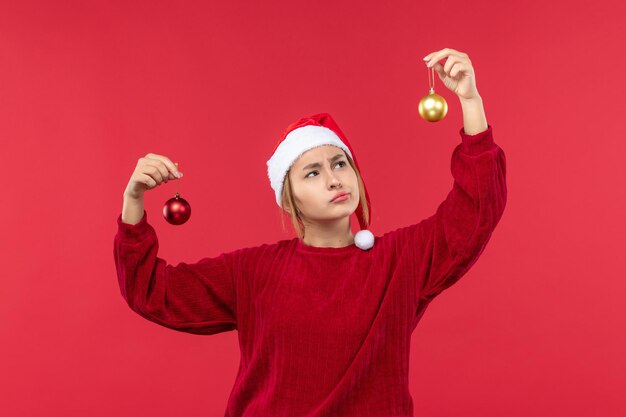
top-left (334, 207), bottom-right (357, 219)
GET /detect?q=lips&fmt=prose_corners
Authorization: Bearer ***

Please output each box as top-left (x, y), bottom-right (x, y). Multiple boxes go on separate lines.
top-left (331, 192), bottom-right (349, 202)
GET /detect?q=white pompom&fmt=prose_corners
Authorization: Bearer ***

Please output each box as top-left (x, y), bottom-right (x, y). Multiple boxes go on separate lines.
top-left (354, 229), bottom-right (375, 250)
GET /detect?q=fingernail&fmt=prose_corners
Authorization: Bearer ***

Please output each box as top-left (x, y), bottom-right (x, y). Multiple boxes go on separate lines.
top-left (423, 56), bottom-right (429, 60)
top-left (178, 172), bottom-right (183, 178)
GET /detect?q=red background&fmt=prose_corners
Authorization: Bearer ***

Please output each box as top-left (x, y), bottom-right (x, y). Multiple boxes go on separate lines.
top-left (1, 1), bottom-right (625, 416)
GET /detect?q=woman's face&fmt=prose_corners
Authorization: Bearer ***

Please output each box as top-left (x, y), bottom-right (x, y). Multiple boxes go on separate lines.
top-left (287, 145), bottom-right (360, 224)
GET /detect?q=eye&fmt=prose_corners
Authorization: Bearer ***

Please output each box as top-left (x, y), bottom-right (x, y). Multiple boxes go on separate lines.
top-left (305, 161), bottom-right (346, 178)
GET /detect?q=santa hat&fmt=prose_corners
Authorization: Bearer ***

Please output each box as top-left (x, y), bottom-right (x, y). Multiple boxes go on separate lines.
top-left (266, 112), bottom-right (375, 250)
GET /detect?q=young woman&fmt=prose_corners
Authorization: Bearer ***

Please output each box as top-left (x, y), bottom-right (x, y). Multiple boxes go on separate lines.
top-left (114, 48), bottom-right (507, 417)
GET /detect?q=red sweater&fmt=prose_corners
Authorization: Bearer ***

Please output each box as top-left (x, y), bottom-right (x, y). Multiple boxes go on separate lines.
top-left (114, 124), bottom-right (506, 417)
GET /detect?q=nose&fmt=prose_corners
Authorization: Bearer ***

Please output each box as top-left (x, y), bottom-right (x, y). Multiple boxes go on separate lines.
top-left (327, 171), bottom-right (342, 188)
top-left (318, 161), bottom-right (343, 188)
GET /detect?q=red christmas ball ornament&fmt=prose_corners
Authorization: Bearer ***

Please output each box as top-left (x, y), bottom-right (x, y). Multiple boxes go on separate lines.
top-left (163, 192), bottom-right (191, 225)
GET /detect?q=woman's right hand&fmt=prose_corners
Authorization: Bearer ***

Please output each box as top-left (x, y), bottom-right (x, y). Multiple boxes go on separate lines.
top-left (124, 153), bottom-right (184, 200)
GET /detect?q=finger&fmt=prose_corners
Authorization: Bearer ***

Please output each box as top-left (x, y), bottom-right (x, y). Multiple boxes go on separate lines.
top-left (173, 162), bottom-right (183, 178)
top-left (155, 161), bottom-right (173, 182)
top-left (425, 48), bottom-right (452, 67)
top-left (443, 47), bottom-right (467, 56)
top-left (140, 173), bottom-right (158, 188)
top-left (148, 155), bottom-right (181, 179)
top-left (449, 62), bottom-right (460, 78)
top-left (145, 153), bottom-right (183, 178)
top-left (143, 161), bottom-right (167, 183)
top-left (425, 48), bottom-right (467, 68)
top-left (450, 62), bottom-right (465, 78)
top-left (433, 62), bottom-right (447, 79)
top-left (443, 56), bottom-right (456, 75)
top-left (423, 48), bottom-right (449, 62)
top-left (166, 162), bottom-right (180, 180)
top-left (443, 55), bottom-right (464, 76)
top-left (430, 47), bottom-right (467, 58)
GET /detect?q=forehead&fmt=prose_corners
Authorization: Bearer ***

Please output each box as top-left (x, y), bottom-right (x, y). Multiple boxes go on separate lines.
top-left (293, 144), bottom-right (345, 166)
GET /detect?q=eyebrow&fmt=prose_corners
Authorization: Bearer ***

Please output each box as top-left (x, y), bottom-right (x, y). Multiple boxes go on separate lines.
top-left (302, 154), bottom-right (346, 171)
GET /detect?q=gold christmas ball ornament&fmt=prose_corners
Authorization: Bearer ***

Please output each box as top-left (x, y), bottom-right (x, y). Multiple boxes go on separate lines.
top-left (418, 87), bottom-right (448, 122)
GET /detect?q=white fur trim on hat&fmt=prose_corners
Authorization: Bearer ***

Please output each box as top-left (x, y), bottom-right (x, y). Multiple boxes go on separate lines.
top-left (266, 125), bottom-right (353, 208)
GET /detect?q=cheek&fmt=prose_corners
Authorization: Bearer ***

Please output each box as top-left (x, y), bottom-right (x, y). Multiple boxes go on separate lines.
top-left (292, 182), bottom-right (314, 204)
top-left (342, 167), bottom-right (356, 181)
top-left (351, 191), bottom-right (360, 207)
top-left (351, 181), bottom-right (361, 204)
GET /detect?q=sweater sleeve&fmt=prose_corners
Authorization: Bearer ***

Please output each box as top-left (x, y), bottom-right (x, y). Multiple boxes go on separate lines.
top-left (113, 209), bottom-right (237, 335)
top-left (410, 124), bottom-right (507, 302)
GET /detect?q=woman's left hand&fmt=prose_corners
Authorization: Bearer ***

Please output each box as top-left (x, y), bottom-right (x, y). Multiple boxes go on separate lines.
top-left (423, 48), bottom-right (480, 101)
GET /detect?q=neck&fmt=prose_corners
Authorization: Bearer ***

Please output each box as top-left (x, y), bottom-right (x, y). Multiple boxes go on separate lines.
top-left (301, 217), bottom-right (354, 248)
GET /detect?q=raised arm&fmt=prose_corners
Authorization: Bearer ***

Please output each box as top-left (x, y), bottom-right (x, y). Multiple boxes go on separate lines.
top-left (414, 124), bottom-right (507, 302)
top-left (113, 209), bottom-right (237, 335)
top-left (407, 49), bottom-right (507, 302)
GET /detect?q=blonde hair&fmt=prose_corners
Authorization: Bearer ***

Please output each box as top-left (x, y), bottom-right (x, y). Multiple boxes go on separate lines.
top-left (279, 153), bottom-right (370, 240)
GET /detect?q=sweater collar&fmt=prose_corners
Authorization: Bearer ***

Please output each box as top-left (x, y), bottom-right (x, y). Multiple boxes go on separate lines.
top-left (295, 237), bottom-right (360, 254)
